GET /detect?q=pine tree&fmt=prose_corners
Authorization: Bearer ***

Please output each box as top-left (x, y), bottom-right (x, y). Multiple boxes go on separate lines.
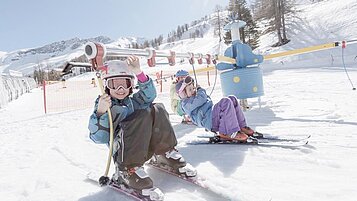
top-left (33, 68), bottom-right (45, 84)
top-left (195, 29), bottom-right (201, 38)
top-left (157, 35), bottom-right (163, 46)
top-left (181, 25), bottom-right (185, 36)
top-left (254, 0), bottom-right (295, 46)
top-left (177, 26), bottom-right (182, 39)
top-left (213, 5), bottom-right (224, 41)
top-left (172, 30), bottom-right (177, 41)
top-left (185, 24), bottom-right (189, 31)
top-left (223, 31), bottom-right (232, 45)
top-left (154, 38), bottom-right (158, 47)
top-left (225, 0), bottom-right (260, 49)
top-left (33, 69), bottom-right (38, 83)
top-left (143, 40), bottom-right (150, 48)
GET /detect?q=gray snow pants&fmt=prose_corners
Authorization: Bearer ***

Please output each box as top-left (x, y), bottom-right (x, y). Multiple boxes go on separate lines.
top-left (113, 103), bottom-right (177, 170)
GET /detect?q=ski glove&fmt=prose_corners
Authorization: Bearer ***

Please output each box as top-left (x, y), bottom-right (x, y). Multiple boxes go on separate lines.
top-left (126, 55), bottom-right (142, 75)
top-left (96, 94), bottom-right (112, 116)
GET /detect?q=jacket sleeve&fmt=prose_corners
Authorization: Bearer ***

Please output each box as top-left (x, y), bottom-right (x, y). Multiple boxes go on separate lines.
top-left (170, 82), bottom-right (180, 101)
top-left (181, 88), bottom-right (208, 115)
top-left (170, 82), bottom-right (179, 114)
top-left (88, 96), bottom-right (131, 144)
top-left (132, 77), bottom-right (157, 109)
top-left (88, 97), bottom-right (110, 144)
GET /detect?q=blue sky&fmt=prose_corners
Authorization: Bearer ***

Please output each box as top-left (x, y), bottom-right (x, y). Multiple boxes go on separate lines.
top-left (0, 0), bottom-right (228, 52)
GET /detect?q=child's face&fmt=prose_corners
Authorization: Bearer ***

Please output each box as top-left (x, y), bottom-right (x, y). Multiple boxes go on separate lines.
top-left (106, 77), bottom-right (132, 100)
top-left (109, 88), bottom-right (130, 100)
top-left (185, 82), bottom-right (196, 97)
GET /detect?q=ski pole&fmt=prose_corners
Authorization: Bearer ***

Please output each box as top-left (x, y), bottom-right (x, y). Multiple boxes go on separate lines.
top-left (85, 42), bottom-right (115, 185)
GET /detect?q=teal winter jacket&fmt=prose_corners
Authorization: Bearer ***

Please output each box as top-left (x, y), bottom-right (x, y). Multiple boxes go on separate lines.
top-left (88, 78), bottom-right (157, 144)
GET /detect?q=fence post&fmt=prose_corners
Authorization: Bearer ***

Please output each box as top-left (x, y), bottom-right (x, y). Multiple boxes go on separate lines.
top-left (160, 70), bottom-right (163, 93)
top-left (207, 70), bottom-right (210, 86)
top-left (43, 80), bottom-right (47, 114)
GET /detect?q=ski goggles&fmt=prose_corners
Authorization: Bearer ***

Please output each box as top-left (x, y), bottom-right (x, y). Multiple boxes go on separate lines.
top-left (105, 77), bottom-right (133, 90)
top-left (176, 75), bottom-right (187, 81)
top-left (177, 76), bottom-right (194, 98)
top-left (180, 76), bottom-right (194, 89)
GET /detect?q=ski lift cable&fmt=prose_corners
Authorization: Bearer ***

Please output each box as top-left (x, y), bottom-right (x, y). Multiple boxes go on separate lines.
top-left (208, 38), bottom-right (221, 97)
top-left (208, 63), bottom-right (218, 97)
top-left (346, 39), bottom-right (357, 44)
top-left (190, 62), bottom-right (199, 86)
top-left (341, 44), bottom-right (356, 90)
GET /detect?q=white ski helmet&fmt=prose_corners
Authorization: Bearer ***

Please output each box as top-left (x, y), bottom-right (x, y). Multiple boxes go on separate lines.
top-left (102, 60), bottom-right (136, 90)
top-left (103, 60), bottom-right (135, 79)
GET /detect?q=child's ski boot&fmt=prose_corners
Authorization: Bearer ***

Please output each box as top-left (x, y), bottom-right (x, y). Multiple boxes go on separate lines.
top-left (112, 166), bottom-right (164, 200)
top-left (152, 149), bottom-right (197, 177)
top-left (218, 131), bottom-right (249, 142)
top-left (241, 126), bottom-right (264, 138)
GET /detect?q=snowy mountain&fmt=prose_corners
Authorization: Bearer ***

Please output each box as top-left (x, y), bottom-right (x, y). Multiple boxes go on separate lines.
top-left (0, 36), bottom-right (147, 76)
top-left (0, 51), bottom-right (6, 64)
top-left (1, 0), bottom-right (357, 78)
top-left (0, 8), bottom-right (228, 77)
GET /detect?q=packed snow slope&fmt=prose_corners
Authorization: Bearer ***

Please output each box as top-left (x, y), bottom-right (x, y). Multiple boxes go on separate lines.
top-left (1, 67), bottom-right (357, 201)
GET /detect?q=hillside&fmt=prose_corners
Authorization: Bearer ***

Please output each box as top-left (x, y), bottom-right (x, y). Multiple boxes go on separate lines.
top-left (0, 51), bottom-right (6, 63)
top-left (1, 0), bottom-right (357, 76)
top-left (257, 0), bottom-right (357, 70)
top-left (0, 36), bottom-right (146, 75)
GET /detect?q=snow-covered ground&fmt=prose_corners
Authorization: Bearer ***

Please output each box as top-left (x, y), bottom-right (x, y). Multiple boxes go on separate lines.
top-left (1, 65), bottom-right (357, 201)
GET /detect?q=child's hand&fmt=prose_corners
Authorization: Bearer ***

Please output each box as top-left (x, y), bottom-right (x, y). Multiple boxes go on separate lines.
top-left (96, 94), bottom-right (111, 116)
top-left (126, 55), bottom-right (142, 75)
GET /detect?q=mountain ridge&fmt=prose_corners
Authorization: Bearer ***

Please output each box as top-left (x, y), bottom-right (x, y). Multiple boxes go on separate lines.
top-left (1, 0), bottom-right (357, 76)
